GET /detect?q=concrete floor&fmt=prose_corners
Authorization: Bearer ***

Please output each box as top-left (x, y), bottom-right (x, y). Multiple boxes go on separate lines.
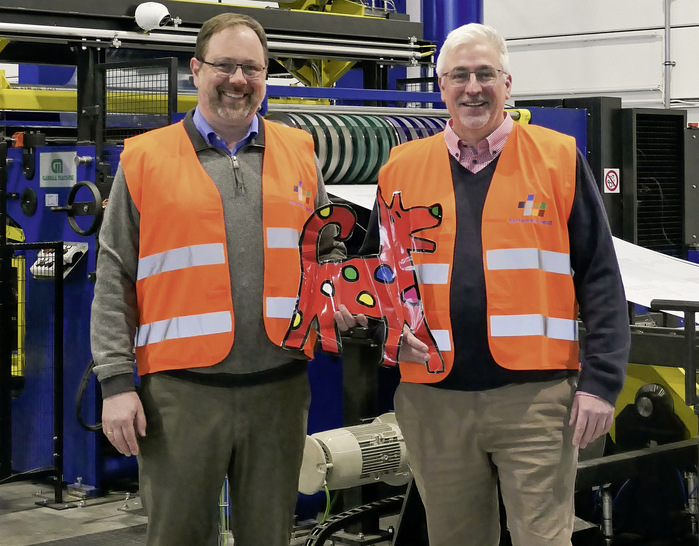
top-left (0, 480), bottom-right (396, 546)
top-left (4, 478), bottom-right (693, 546)
top-left (0, 480), bottom-right (147, 546)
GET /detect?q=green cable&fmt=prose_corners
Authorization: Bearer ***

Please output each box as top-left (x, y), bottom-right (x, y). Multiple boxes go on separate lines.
top-left (321, 484), bottom-right (331, 523)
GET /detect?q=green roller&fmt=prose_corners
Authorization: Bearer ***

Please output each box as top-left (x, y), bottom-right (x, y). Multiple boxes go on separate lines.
top-left (307, 113), bottom-right (341, 184)
top-left (334, 114), bottom-right (366, 184)
top-left (362, 115), bottom-right (394, 182)
top-left (351, 114), bottom-right (380, 184)
top-left (293, 112), bottom-right (329, 180)
top-left (323, 114), bottom-right (354, 184)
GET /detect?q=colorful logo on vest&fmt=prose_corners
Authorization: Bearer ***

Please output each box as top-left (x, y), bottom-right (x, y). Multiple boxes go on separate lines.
top-left (293, 180), bottom-right (312, 206)
top-left (518, 194), bottom-right (547, 217)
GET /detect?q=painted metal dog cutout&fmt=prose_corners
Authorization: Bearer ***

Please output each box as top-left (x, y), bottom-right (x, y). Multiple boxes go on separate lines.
top-left (283, 188), bottom-right (444, 372)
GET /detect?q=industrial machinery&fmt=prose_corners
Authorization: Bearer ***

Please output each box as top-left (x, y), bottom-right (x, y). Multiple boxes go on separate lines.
top-left (0, 3), bottom-right (697, 546)
top-left (299, 412), bottom-right (410, 496)
top-left (0, 0), bottom-right (444, 505)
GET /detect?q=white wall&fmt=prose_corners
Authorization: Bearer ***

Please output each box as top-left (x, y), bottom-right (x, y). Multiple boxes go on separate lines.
top-left (0, 64), bottom-right (18, 83)
top-left (484, 0), bottom-right (699, 123)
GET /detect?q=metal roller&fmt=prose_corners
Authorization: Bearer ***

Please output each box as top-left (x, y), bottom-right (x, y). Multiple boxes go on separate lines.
top-left (416, 116), bottom-right (443, 136)
top-left (334, 114), bottom-right (367, 184)
top-left (395, 116), bottom-right (430, 139)
top-left (387, 115), bottom-right (422, 143)
top-left (266, 111), bottom-right (451, 184)
top-left (323, 114), bottom-right (354, 184)
top-left (308, 113), bottom-right (341, 183)
top-left (291, 112), bottom-right (329, 180)
top-left (351, 115), bottom-right (381, 184)
top-left (362, 115), bottom-right (394, 183)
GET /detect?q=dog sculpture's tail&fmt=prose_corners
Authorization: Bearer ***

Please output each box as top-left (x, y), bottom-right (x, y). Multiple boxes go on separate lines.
top-left (283, 203), bottom-right (358, 353)
top-left (299, 204), bottom-right (357, 264)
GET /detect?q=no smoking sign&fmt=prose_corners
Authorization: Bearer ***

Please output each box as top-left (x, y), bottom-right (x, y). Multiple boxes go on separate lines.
top-left (603, 168), bottom-right (620, 194)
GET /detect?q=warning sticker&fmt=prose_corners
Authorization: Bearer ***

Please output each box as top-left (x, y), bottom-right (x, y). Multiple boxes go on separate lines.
top-left (603, 168), bottom-right (620, 194)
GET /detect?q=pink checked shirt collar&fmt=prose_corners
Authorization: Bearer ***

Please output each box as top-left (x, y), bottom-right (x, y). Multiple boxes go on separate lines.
top-left (443, 112), bottom-right (514, 174)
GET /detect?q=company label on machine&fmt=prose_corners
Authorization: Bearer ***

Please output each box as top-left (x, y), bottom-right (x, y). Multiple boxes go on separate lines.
top-left (39, 152), bottom-right (78, 188)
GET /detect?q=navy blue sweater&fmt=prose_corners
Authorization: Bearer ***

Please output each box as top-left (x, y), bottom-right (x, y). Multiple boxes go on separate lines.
top-left (362, 149), bottom-right (629, 405)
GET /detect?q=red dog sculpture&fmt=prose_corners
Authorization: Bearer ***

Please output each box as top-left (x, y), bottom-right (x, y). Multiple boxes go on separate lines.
top-left (283, 188), bottom-right (444, 372)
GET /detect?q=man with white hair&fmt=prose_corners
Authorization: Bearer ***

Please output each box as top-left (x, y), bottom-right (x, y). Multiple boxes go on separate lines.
top-left (337, 22), bottom-right (629, 546)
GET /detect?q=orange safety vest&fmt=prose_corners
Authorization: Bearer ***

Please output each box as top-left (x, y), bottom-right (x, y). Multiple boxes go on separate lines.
top-left (378, 122), bottom-right (580, 383)
top-left (120, 118), bottom-right (318, 375)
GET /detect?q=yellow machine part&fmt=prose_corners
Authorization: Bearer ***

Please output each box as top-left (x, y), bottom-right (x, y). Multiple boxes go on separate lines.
top-left (0, 86), bottom-right (197, 113)
top-left (6, 225), bottom-right (25, 378)
top-left (11, 255), bottom-right (25, 379)
top-left (268, 96), bottom-right (331, 106)
top-left (0, 70), bottom-right (11, 90)
top-left (278, 58), bottom-right (356, 88)
top-left (506, 108), bottom-right (531, 124)
top-left (0, 88), bottom-right (77, 111)
top-left (285, 0), bottom-right (365, 16)
top-left (6, 225), bottom-right (24, 243)
top-left (277, 0), bottom-right (363, 87)
top-left (609, 362), bottom-right (699, 442)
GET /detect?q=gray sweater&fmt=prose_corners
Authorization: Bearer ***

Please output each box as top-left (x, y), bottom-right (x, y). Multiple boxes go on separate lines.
top-left (91, 111), bottom-right (341, 398)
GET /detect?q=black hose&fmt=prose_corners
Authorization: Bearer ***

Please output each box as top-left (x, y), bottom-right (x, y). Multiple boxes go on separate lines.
top-left (76, 360), bottom-right (101, 432)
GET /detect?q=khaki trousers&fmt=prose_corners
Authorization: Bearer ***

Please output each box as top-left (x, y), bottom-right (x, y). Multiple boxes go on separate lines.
top-left (394, 378), bottom-right (578, 546)
top-left (137, 370), bottom-right (310, 546)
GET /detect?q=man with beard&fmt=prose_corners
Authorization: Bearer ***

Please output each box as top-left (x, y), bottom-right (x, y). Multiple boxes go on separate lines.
top-left (90, 13), bottom-right (342, 546)
top-left (336, 23), bottom-right (629, 546)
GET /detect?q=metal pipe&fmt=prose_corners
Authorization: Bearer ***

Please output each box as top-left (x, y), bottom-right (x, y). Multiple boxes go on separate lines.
top-left (0, 141), bottom-right (10, 480)
top-left (267, 103), bottom-right (449, 117)
top-left (265, 32), bottom-right (421, 51)
top-left (685, 471), bottom-right (697, 534)
top-left (269, 42), bottom-right (418, 60)
top-left (663, 0), bottom-right (674, 109)
top-left (514, 86), bottom-right (662, 97)
top-left (52, 240), bottom-right (64, 505)
top-left (601, 487), bottom-right (613, 545)
top-left (0, 22), bottom-right (419, 61)
top-left (507, 30), bottom-right (662, 49)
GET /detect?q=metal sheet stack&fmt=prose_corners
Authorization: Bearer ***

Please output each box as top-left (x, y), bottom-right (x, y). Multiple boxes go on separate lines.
top-left (266, 112), bottom-right (447, 184)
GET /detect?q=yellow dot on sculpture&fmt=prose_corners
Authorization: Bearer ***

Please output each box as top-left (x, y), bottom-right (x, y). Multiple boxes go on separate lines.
top-left (357, 293), bottom-right (375, 307)
top-left (292, 313), bottom-right (301, 328)
top-left (318, 206), bottom-right (332, 218)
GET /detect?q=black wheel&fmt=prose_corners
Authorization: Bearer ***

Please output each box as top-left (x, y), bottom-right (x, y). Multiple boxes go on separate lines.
top-left (65, 180), bottom-right (103, 236)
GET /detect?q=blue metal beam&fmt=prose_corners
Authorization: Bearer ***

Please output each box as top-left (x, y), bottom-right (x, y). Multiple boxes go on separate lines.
top-left (266, 85), bottom-right (443, 105)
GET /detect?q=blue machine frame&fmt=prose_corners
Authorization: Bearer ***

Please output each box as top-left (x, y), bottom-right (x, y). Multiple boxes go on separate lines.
top-left (6, 143), bottom-right (136, 492)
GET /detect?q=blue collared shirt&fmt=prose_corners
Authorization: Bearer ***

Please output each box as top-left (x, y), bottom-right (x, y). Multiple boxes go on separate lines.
top-left (192, 107), bottom-right (259, 156)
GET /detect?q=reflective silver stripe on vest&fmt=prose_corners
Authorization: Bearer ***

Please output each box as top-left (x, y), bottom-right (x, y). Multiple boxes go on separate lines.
top-left (490, 314), bottom-right (578, 341)
top-left (135, 311), bottom-right (232, 347)
top-left (486, 248), bottom-right (571, 275)
top-left (414, 263), bottom-right (450, 285)
top-left (266, 227), bottom-right (300, 249)
top-left (430, 329), bottom-right (452, 352)
top-left (266, 297), bottom-right (297, 319)
top-left (137, 243), bottom-right (225, 281)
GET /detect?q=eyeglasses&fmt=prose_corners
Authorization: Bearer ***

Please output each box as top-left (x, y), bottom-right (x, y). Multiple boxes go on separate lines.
top-left (198, 59), bottom-right (267, 80)
top-left (441, 67), bottom-right (506, 87)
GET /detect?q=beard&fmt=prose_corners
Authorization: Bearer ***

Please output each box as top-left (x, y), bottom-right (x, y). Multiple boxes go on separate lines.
top-left (207, 86), bottom-right (263, 125)
top-left (456, 99), bottom-right (493, 130)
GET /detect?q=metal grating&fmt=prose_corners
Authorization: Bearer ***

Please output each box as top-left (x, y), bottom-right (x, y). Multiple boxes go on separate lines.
top-left (353, 422), bottom-right (404, 477)
top-left (97, 58), bottom-right (177, 144)
top-left (10, 255), bottom-right (24, 386)
top-left (359, 442), bottom-right (403, 477)
top-left (104, 65), bottom-right (171, 141)
top-left (396, 76), bottom-right (438, 109)
top-left (633, 113), bottom-right (685, 257)
top-left (10, 248), bottom-right (56, 474)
